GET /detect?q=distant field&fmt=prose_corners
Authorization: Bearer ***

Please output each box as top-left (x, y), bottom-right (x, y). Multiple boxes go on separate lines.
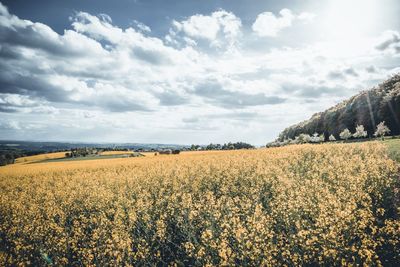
top-left (14, 151), bottom-right (141, 164)
top-left (99, 151), bottom-right (134, 156)
top-left (0, 143), bottom-right (399, 266)
top-left (12, 149), bottom-right (240, 166)
top-left (14, 151), bottom-right (67, 164)
top-left (383, 138), bottom-right (400, 162)
top-left (39, 154), bottom-right (135, 163)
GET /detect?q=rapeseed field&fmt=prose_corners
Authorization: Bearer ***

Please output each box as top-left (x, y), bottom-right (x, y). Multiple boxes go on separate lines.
top-left (0, 143), bottom-right (399, 266)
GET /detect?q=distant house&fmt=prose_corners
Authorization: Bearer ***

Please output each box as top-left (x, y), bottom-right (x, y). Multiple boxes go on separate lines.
top-left (66, 147), bottom-right (99, 158)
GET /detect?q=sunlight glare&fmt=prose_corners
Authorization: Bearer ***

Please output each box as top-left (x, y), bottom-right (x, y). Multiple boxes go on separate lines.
top-left (322, 0), bottom-right (379, 41)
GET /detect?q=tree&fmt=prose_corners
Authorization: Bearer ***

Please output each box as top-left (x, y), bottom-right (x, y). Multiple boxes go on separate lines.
top-left (353, 124), bottom-right (367, 138)
top-left (277, 75), bottom-right (400, 141)
top-left (329, 134), bottom-right (336, 141)
top-left (310, 133), bottom-right (320, 143)
top-left (374, 121), bottom-right (391, 140)
top-left (190, 144), bottom-right (200, 151)
top-left (319, 134), bottom-right (325, 142)
top-left (296, 134), bottom-right (311, 144)
top-left (339, 128), bottom-right (352, 140)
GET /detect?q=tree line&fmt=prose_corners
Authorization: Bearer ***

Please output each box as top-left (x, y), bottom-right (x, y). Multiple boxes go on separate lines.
top-left (190, 142), bottom-right (254, 151)
top-left (267, 121), bottom-right (391, 147)
top-left (0, 150), bottom-right (47, 166)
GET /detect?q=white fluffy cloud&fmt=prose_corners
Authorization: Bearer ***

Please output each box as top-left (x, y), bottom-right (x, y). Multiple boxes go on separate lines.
top-left (167, 10), bottom-right (242, 48)
top-left (71, 12), bottom-right (123, 43)
top-left (0, 2), bottom-right (397, 144)
top-left (252, 9), bottom-right (315, 37)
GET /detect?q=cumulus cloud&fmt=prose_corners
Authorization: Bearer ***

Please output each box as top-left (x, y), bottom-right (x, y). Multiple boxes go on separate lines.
top-left (0, 93), bottom-right (39, 113)
top-left (0, 1), bottom-right (397, 144)
top-left (167, 10), bottom-right (242, 48)
top-left (0, 3), bottom-right (196, 114)
top-left (132, 20), bottom-right (151, 33)
top-left (71, 11), bottom-right (123, 43)
top-left (0, 6), bottom-right (105, 58)
top-left (252, 9), bottom-right (315, 37)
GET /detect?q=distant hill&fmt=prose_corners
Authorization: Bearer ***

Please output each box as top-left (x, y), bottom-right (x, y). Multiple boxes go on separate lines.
top-left (0, 140), bottom-right (189, 166)
top-left (278, 74), bottom-right (400, 141)
top-left (0, 140), bottom-right (188, 152)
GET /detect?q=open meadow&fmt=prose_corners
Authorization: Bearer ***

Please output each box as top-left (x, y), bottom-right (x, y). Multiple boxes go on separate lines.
top-left (0, 142), bottom-right (399, 266)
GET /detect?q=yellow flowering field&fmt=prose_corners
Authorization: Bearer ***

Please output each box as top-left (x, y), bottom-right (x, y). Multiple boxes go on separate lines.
top-left (0, 143), bottom-right (399, 266)
top-left (14, 152), bottom-right (67, 164)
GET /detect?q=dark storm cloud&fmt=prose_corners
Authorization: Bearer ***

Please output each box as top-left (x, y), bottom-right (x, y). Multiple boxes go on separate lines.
top-left (194, 80), bottom-right (285, 108)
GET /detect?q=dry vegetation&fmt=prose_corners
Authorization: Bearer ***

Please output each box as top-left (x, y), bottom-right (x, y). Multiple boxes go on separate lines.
top-left (99, 151), bottom-right (133, 156)
top-left (14, 152), bottom-right (67, 164)
top-left (0, 143), bottom-right (399, 266)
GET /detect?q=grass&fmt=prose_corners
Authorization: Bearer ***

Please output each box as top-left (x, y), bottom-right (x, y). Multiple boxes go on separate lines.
top-left (382, 138), bottom-right (400, 162)
top-left (0, 143), bottom-right (399, 266)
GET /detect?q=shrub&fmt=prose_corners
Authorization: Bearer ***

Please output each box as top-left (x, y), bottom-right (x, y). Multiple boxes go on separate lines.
top-left (353, 124), bottom-right (368, 138)
top-left (374, 121), bottom-right (391, 140)
top-left (339, 128), bottom-right (352, 140)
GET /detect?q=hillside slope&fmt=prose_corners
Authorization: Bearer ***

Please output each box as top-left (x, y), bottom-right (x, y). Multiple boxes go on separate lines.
top-left (279, 74), bottom-right (400, 141)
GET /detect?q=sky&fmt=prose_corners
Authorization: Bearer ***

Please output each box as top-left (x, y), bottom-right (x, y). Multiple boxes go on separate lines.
top-left (0, 0), bottom-right (399, 145)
